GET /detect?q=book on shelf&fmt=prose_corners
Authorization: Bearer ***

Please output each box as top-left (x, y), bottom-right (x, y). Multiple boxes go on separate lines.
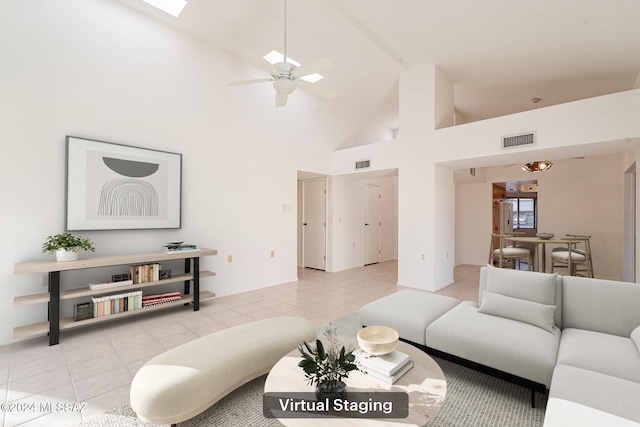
top-left (129, 263), bottom-right (162, 284)
top-left (142, 291), bottom-right (182, 307)
top-left (91, 290), bottom-right (143, 318)
top-left (89, 279), bottom-right (134, 291)
top-left (354, 349), bottom-right (412, 376)
top-left (161, 244), bottom-right (199, 254)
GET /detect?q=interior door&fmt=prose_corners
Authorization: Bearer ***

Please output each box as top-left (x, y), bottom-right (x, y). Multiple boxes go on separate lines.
top-left (624, 164), bottom-right (636, 282)
top-left (303, 179), bottom-right (327, 270)
top-left (364, 185), bottom-right (381, 265)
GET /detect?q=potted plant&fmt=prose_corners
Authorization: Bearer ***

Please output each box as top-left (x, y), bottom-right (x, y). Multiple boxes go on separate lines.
top-left (42, 232), bottom-right (95, 262)
top-left (297, 324), bottom-right (360, 400)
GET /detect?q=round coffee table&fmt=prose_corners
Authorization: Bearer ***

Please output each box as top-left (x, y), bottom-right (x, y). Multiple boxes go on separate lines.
top-left (264, 339), bottom-right (446, 426)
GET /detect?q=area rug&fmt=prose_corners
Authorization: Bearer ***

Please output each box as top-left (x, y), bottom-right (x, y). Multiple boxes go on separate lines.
top-left (79, 312), bottom-right (546, 426)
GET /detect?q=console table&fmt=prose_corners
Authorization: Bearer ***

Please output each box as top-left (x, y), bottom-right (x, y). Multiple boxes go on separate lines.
top-left (13, 248), bottom-right (217, 345)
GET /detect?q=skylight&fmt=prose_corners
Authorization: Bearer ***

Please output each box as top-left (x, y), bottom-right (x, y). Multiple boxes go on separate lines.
top-left (263, 50), bottom-right (324, 83)
top-left (141, 0), bottom-right (187, 18)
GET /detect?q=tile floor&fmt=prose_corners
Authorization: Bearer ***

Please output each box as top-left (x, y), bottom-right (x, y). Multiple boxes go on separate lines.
top-left (0, 262), bottom-right (481, 426)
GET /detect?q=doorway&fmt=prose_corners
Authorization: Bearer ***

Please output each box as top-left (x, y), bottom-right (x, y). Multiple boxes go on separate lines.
top-left (492, 181), bottom-right (538, 236)
top-left (624, 163), bottom-right (636, 282)
top-left (364, 185), bottom-right (381, 265)
top-left (302, 178), bottom-right (327, 270)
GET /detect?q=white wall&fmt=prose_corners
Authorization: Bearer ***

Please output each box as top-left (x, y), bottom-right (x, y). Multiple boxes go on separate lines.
top-left (537, 155), bottom-right (625, 279)
top-left (433, 89), bottom-right (640, 164)
top-left (0, 0), bottom-right (390, 345)
top-left (455, 180), bottom-right (490, 266)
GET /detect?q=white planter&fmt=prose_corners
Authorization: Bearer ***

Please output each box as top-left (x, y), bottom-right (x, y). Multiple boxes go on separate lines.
top-left (55, 249), bottom-right (78, 262)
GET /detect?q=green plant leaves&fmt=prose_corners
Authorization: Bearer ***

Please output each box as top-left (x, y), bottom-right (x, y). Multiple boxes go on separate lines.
top-left (42, 233), bottom-right (95, 254)
top-left (296, 326), bottom-right (362, 388)
top-left (316, 339), bottom-right (325, 359)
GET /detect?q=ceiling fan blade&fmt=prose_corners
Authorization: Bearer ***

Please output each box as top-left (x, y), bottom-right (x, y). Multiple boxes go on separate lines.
top-left (296, 80), bottom-right (337, 99)
top-left (227, 78), bottom-right (273, 87)
top-left (275, 92), bottom-right (288, 108)
top-left (238, 51), bottom-right (279, 75)
top-left (292, 57), bottom-right (333, 78)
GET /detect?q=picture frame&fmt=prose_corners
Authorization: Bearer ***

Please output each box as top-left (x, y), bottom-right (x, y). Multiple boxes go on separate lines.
top-left (66, 136), bottom-right (182, 231)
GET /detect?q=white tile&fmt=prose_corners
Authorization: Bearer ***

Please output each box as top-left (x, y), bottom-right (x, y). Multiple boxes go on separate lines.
top-left (67, 352), bottom-right (125, 382)
top-left (7, 367), bottom-right (72, 402)
top-left (80, 384), bottom-right (131, 421)
top-left (73, 366), bottom-right (132, 402)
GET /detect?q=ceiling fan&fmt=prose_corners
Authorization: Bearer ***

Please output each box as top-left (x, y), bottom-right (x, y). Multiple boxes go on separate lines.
top-left (227, 0), bottom-right (337, 107)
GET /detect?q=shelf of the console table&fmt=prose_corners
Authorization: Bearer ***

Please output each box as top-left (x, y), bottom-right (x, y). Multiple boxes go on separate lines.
top-left (13, 271), bottom-right (215, 307)
top-left (14, 249), bottom-right (218, 275)
top-left (13, 291), bottom-right (215, 339)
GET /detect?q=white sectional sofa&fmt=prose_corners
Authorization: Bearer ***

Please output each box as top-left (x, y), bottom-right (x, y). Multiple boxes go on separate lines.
top-left (359, 266), bottom-right (640, 425)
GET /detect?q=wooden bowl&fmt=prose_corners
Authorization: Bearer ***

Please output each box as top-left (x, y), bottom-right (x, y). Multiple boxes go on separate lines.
top-left (357, 326), bottom-right (399, 355)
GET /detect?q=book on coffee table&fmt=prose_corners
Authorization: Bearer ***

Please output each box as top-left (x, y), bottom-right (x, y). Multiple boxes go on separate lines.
top-left (364, 360), bottom-right (414, 384)
top-left (354, 349), bottom-right (411, 376)
top-left (354, 349), bottom-right (414, 383)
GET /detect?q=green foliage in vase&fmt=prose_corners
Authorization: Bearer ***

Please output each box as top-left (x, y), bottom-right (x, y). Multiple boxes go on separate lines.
top-left (297, 324), bottom-right (360, 390)
top-left (42, 232), bottom-right (95, 254)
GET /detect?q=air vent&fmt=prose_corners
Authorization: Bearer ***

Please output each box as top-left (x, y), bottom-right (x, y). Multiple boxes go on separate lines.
top-left (502, 132), bottom-right (536, 149)
top-left (355, 160), bottom-right (371, 170)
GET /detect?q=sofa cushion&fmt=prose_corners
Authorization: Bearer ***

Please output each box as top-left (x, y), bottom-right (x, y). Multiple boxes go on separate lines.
top-left (484, 266), bottom-right (557, 305)
top-left (556, 328), bottom-right (640, 382)
top-left (543, 398), bottom-right (640, 427)
top-left (631, 325), bottom-right (640, 356)
top-left (426, 301), bottom-right (561, 387)
top-left (562, 276), bottom-right (640, 337)
top-left (478, 291), bottom-right (556, 333)
top-left (549, 364), bottom-right (640, 423)
top-left (479, 266), bottom-right (562, 328)
top-left (358, 289), bottom-right (460, 346)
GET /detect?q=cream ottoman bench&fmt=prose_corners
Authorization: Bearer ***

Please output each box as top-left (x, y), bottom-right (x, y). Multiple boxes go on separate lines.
top-left (130, 316), bottom-right (316, 426)
top-left (359, 289), bottom-right (460, 346)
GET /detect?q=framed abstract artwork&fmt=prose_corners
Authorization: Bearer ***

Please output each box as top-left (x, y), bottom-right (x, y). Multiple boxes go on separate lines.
top-left (65, 136), bottom-right (182, 231)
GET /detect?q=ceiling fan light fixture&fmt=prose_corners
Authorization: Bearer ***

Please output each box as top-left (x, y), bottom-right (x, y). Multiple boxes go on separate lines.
top-left (263, 50), bottom-right (324, 83)
top-left (273, 78), bottom-right (296, 95)
top-left (522, 160), bottom-right (553, 172)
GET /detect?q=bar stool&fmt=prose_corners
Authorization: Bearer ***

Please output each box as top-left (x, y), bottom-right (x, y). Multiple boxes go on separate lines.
top-left (550, 234), bottom-right (594, 277)
top-left (489, 233), bottom-right (533, 271)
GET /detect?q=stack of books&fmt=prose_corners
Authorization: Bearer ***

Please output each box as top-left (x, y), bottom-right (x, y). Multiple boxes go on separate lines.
top-left (354, 349), bottom-right (414, 384)
top-left (89, 278), bottom-right (134, 291)
top-left (142, 291), bottom-right (182, 307)
top-left (91, 290), bottom-right (143, 318)
top-left (130, 263), bottom-right (162, 283)
top-left (161, 243), bottom-right (199, 254)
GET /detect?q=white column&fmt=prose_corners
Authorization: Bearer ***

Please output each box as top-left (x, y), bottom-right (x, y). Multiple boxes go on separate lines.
top-left (397, 64), bottom-right (455, 291)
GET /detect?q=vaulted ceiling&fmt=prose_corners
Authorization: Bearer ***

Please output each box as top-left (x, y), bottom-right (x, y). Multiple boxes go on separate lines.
top-left (114, 0), bottom-right (640, 131)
